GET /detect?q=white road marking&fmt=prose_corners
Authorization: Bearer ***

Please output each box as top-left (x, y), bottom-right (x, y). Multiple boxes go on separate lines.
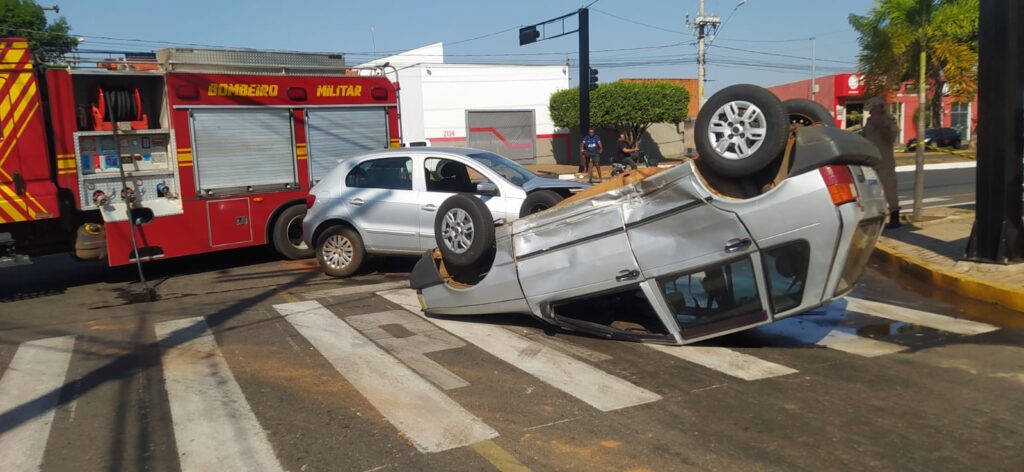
top-left (302, 281), bottom-right (409, 299)
top-left (154, 318), bottom-right (284, 472)
top-left (523, 331), bottom-right (613, 362)
top-left (346, 310), bottom-right (470, 390)
top-left (817, 330), bottom-right (909, 357)
top-left (898, 197), bottom-right (949, 206)
top-left (379, 289), bottom-right (661, 412)
top-left (895, 161), bottom-right (976, 172)
top-left (845, 297), bottom-right (999, 336)
top-left (0, 336), bottom-right (75, 472)
top-left (646, 345), bottom-right (797, 381)
top-left (274, 300), bottom-right (497, 453)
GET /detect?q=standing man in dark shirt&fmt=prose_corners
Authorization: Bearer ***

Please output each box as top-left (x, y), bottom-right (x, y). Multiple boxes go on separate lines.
top-left (581, 128), bottom-right (603, 183)
top-left (616, 133), bottom-right (639, 170)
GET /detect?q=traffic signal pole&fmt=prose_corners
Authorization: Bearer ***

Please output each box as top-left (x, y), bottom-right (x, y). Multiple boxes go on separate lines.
top-left (519, 7), bottom-right (591, 170)
top-left (578, 8), bottom-right (590, 171)
top-left (965, 0), bottom-right (1024, 263)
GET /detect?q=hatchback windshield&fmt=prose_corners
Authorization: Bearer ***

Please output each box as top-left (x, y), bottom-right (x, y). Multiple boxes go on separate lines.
top-left (467, 152), bottom-right (536, 186)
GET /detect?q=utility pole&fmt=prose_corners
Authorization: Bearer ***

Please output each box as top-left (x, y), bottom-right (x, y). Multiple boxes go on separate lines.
top-left (690, 0), bottom-right (720, 109)
top-left (912, 50), bottom-right (927, 222)
top-left (811, 37), bottom-right (817, 101)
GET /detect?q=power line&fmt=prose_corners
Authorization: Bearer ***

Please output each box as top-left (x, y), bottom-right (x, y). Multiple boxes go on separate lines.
top-left (591, 7), bottom-right (687, 35)
top-left (712, 44), bottom-right (856, 65)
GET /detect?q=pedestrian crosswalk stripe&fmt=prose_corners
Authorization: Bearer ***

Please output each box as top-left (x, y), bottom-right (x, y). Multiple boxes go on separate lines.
top-left (816, 330), bottom-right (909, 357)
top-left (155, 318), bottom-right (285, 472)
top-left (379, 289), bottom-right (662, 412)
top-left (646, 345), bottom-right (798, 381)
top-left (0, 336), bottom-right (75, 472)
top-left (274, 300), bottom-right (498, 453)
top-left (845, 298), bottom-right (999, 336)
top-left (301, 280), bottom-right (409, 299)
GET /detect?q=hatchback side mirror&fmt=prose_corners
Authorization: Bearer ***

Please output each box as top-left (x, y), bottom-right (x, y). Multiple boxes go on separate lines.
top-left (476, 182), bottom-right (498, 195)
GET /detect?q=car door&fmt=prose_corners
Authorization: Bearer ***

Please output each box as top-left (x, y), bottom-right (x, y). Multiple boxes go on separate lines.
top-left (417, 156), bottom-right (509, 250)
top-left (341, 156), bottom-right (420, 253)
top-left (624, 175), bottom-right (768, 343)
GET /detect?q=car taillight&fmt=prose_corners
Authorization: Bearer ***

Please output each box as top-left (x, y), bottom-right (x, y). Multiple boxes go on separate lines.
top-left (305, 194), bottom-right (316, 209)
top-left (819, 165), bottom-right (857, 206)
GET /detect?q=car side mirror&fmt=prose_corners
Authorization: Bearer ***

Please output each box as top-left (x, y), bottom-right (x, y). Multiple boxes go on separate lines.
top-left (476, 182), bottom-right (498, 195)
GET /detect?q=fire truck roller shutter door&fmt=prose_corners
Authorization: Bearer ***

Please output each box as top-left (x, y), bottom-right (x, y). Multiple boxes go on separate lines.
top-left (305, 107), bottom-right (389, 184)
top-left (190, 109), bottom-right (297, 193)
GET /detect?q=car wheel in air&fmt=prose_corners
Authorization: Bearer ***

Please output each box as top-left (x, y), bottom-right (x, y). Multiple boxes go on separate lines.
top-left (435, 194), bottom-right (495, 269)
top-left (782, 99), bottom-right (835, 127)
top-left (519, 190), bottom-right (564, 217)
top-left (695, 84), bottom-right (789, 178)
top-left (316, 226), bottom-right (365, 277)
top-left (272, 204), bottom-right (315, 260)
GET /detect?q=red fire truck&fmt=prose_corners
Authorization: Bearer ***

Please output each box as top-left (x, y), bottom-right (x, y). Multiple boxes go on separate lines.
top-left (0, 38), bottom-right (399, 267)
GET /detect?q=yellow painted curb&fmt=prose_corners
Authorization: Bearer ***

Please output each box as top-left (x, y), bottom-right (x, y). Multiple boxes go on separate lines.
top-left (873, 240), bottom-right (1024, 313)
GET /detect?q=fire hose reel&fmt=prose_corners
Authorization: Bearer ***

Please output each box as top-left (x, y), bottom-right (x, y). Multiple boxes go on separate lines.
top-left (91, 87), bottom-right (149, 131)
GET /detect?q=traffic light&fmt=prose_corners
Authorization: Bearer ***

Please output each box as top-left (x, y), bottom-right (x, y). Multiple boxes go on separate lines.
top-left (519, 26), bottom-right (540, 46)
top-left (589, 68), bottom-right (599, 91)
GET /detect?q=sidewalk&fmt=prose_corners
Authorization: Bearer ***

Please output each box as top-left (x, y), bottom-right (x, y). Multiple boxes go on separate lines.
top-left (873, 207), bottom-right (1024, 313)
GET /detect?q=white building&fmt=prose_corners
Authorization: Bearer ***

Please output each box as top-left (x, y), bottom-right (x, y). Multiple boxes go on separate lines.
top-left (358, 43), bottom-right (571, 164)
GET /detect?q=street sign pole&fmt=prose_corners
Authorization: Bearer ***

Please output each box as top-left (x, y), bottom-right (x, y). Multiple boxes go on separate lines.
top-left (965, 0), bottom-right (1024, 263)
top-left (578, 7), bottom-right (590, 172)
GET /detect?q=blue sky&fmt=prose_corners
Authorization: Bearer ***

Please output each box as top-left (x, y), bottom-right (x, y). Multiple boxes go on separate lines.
top-left (49, 0), bottom-right (877, 92)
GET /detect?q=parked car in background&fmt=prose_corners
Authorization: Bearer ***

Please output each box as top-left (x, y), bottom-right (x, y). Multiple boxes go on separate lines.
top-left (303, 148), bottom-right (588, 276)
top-left (906, 127), bottom-right (961, 151)
top-left (413, 84), bottom-right (887, 346)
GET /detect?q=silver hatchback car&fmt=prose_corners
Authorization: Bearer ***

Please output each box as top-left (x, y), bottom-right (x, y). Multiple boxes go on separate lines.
top-left (412, 85), bottom-right (888, 345)
top-left (302, 148), bottom-right (587, 276)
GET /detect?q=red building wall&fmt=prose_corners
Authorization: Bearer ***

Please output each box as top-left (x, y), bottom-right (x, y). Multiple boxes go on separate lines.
top-left (770, 73), bottom-right (978, 146)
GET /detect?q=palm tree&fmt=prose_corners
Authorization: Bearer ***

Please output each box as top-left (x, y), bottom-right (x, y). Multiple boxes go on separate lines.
top-left (849, 0), bottom-right (978, 222)
top-left (850, 0), bottom-right (978, 127)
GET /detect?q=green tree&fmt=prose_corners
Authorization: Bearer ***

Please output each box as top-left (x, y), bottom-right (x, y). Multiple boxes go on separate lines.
top-left (0, 0), bottom-right (77, 63)
top-left (549, 81), bottom-right (689, 146)
top-left (849, 0), bottom-right (979, 128)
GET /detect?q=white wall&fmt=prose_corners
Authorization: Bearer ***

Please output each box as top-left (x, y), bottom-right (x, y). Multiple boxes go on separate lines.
top-left (416, 64), bottom-right (568, 142)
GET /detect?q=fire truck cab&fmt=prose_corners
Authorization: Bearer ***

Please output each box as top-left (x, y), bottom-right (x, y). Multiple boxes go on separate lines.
top-left (0, 39), bottom-right (399, 267)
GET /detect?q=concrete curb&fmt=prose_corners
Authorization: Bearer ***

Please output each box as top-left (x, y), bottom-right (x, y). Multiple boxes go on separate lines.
top-left (872, 240), bottom-right (1024, 313)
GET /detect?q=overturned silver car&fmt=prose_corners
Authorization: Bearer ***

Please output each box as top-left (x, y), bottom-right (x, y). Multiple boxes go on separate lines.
top-left (410, 85), bottom-right (887, 345)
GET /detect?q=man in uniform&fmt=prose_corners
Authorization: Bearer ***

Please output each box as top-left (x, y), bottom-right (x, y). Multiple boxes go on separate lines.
top-left (864, 96), bottom-right (901, 229)
top-left (581, 128), bottom-right (604, 184)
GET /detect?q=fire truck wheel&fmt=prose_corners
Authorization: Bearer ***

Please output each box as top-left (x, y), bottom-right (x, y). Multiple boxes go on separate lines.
top-left (316, 226), bottom-right (365, 277)
top-left (272, 205), bottom-right (315, 259)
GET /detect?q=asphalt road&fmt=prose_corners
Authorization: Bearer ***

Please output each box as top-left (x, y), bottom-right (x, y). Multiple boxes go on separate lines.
top-left (895, 161), bottom-right (1023, 211)
top-left (0, 249), bottom-right (1022, 471)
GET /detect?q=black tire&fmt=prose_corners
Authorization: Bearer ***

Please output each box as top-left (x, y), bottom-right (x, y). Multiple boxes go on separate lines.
top-left (695, 84), bottom-right (789, 178)
top-left (434, 194), bottom-right (495, 269)
top-left (272, 205), bottom-right (314, 259)
top-left (519, 190), bottom-right (564, 217)
top-left (782, 99), bottom-right (835, 127)
top-left (315, 226), bottom-right (365, 277)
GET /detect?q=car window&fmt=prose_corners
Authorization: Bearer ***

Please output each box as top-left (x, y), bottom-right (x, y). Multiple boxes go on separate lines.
top-left (345, 157), bottom-right (413, 190)
top-left (762, 242), bottom-right (810, 313)
top-left (659, 257), bottom-right (763, 332)
top-left (466, 152), bottom-right (536, 187)
top-left (423, 157), bottom-right (495, 194)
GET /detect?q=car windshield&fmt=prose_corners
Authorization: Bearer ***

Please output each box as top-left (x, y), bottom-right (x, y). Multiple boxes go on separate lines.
top-left (467, 152), bottom-right (537, 186)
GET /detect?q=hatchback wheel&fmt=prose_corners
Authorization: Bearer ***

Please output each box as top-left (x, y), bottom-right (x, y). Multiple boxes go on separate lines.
top-left (316, 226), bottom-right (364, 277)
top-left (695, 84), bottom-right (789, 178)
top-left (435, 194), bottom-right (495, 269)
